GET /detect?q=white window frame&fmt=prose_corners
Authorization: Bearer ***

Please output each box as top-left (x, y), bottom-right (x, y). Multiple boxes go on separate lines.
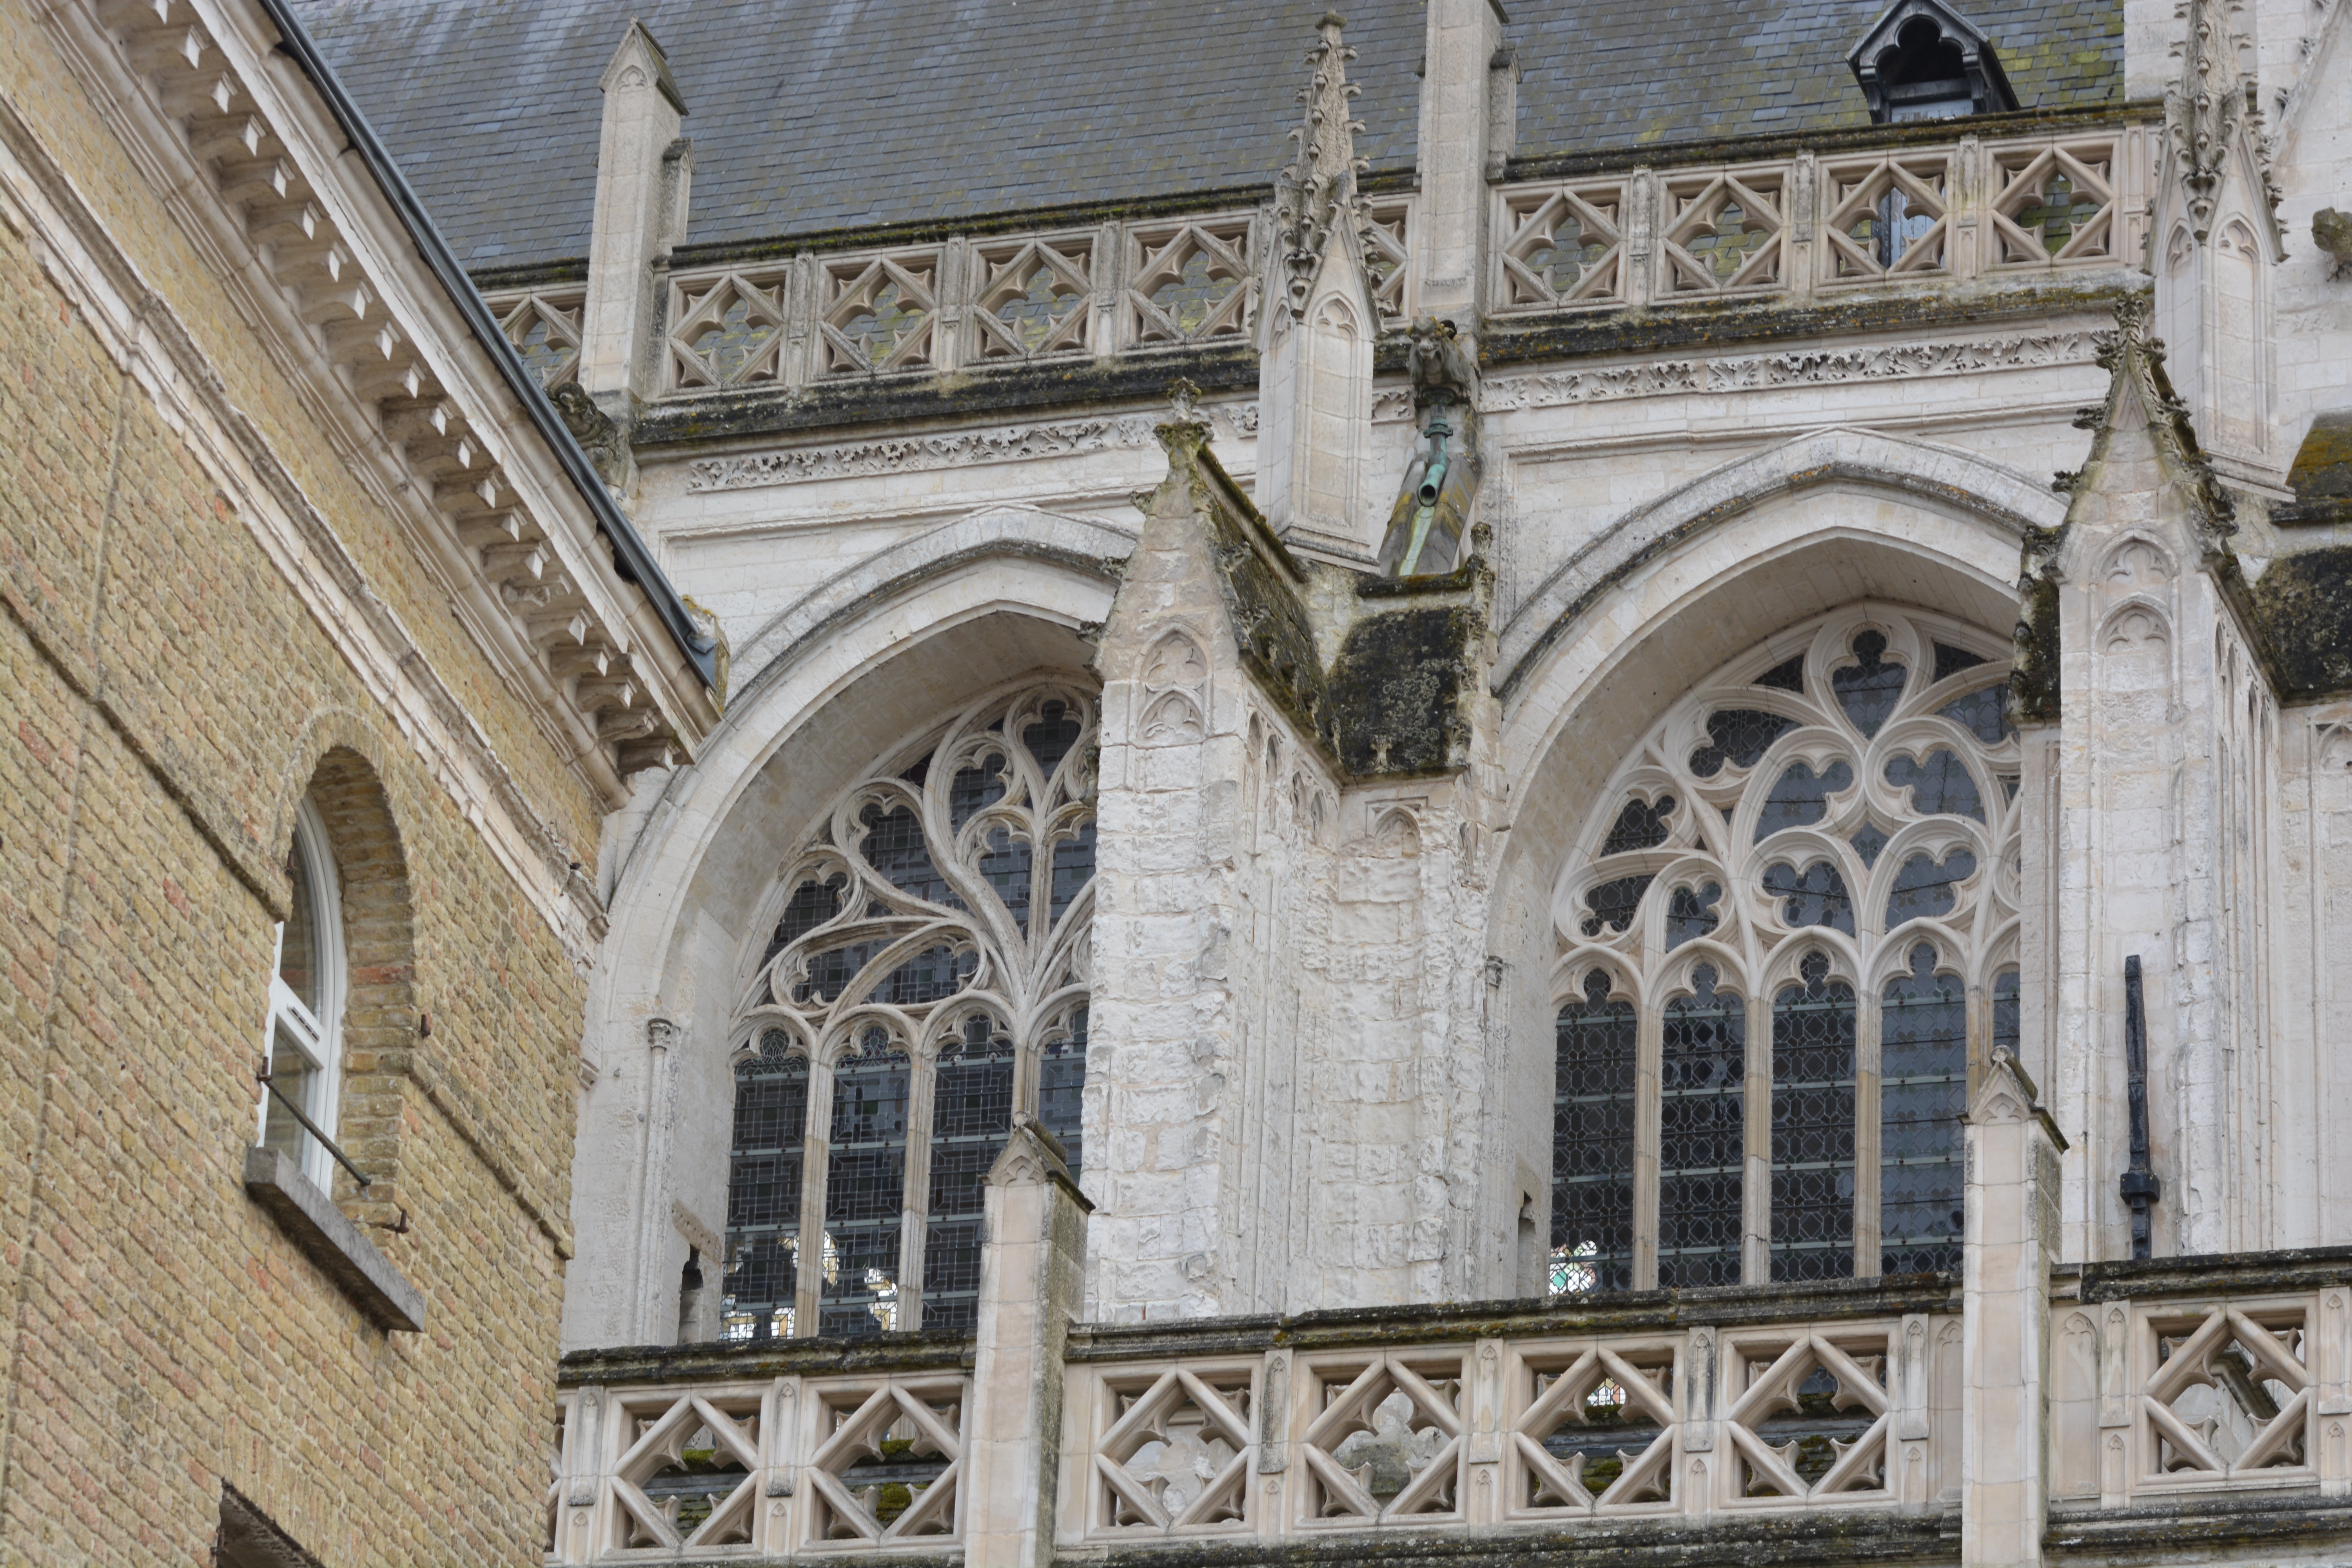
top-left (260, 797), bottom-right (346, 1189)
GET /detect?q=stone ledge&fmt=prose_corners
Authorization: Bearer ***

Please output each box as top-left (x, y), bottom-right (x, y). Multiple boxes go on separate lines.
top-left (242, 1146), bottom-right (426, 1332)
top-left (2047, 1490), bottom-right (2352, 1553)
top-left (1066, 1272), bottom-right (1963, 1363)
top-left (2073, 1243), bottom-right (2352, 1303)
top-left (560, 1328), bottom-right (977, 1388)
top-left (1049, 1510), bottom-right (1956, 1568)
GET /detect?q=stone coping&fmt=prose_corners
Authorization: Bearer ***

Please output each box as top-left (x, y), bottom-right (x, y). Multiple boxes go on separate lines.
top-left (1047, 1509), bottom-right (1956, 1568)
top-left (242, 1146), bottom-right (426, 1332)
top-left (2070, 1243), bottom-right (2352, 1302)
top-left (2047, 1489), bottom-right (2352, 1552)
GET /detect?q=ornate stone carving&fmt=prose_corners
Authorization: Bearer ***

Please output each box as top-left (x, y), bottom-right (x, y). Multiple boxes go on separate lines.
top-left (1480, 331), bottom-right (2098, 414)
top-left (686, 415), bottom-right (1159, 491)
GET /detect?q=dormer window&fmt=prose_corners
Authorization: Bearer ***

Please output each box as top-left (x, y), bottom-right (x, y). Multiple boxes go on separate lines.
top-left (1848, 0), bottom-right (2018, 123)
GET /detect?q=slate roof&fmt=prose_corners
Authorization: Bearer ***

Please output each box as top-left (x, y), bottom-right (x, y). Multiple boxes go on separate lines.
top-left (290, 0), bottom-right (2122, 275)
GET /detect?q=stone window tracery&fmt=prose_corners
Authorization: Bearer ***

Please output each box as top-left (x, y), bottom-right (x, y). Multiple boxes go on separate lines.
top-left (723, 682), bottom-right (1098, 1341)
top-left (1550, 608), bottom-right (2020, 1292)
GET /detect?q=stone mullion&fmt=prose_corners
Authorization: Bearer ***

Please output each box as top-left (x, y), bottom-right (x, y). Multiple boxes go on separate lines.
top-left (1742, 987), bottom-right (1772, 1285)
top-left (1855, 981), bottom-right (1884, 1279)
top-left (900, 1047), bottom-right (940, 1328)
top-left (1632, 1001), bottom-right (1662, 1291)
top-left (793, 1053), bottom-right (831, 1336)
top-left (1089, 221), bottom-right (1122, 356)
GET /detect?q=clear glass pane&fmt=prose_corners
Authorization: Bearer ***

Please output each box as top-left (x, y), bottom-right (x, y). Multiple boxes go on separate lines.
top-left (278, 844), bottom-right (321, 1016)
top-left (723, 1030), bottom-right (807, 1341)
top-left (261, 1016), bottom-right (319, 1166)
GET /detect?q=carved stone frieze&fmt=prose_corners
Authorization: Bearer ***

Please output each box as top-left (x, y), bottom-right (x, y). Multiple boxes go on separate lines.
top-left (1476, 331), bottom-right (2100, 417)
top-left (685, 405), bottom-right (1259, 492)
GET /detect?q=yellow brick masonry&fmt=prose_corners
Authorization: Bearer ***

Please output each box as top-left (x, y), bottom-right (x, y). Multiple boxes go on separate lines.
top-left (0, 11), bottom-right (607, 1566)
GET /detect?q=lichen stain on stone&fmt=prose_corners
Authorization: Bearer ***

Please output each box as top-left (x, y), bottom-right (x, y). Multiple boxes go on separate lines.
top-left (2247, 544), bottom-right (2352, 701)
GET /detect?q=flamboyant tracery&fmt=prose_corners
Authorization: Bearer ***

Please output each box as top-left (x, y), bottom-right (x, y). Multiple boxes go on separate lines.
top-left (724, 681), bottom-right (1097, 1339)
top-left (1552, 607), bottom-right (2022, 1293)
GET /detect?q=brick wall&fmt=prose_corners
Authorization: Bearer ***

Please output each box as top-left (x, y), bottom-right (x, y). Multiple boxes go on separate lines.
top-left (0, 20), bottom-right (601, 1568)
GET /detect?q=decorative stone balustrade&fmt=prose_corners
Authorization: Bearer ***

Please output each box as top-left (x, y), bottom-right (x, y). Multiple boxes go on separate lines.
top-left (564, 117), bottom-right (2154, 407)
top-left (2049, 1250), bottom-right (2352, 1518)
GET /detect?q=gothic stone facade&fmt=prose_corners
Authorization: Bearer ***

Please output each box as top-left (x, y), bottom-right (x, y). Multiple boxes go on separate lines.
top-left (7, 0), bottom-right (2352, 1564)
top-left (0, 0), bottom-right (716, 1563)
top-left (306, 0), bottom-right (2352, 1561)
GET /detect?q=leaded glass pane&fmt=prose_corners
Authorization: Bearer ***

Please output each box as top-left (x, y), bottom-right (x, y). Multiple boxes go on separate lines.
top-left (1659, 967), bottom-right (1745, 1288)
top-left (1993, 968), bottom-right (2021, 1058)
top-left (1755, 759), bottom-right (1855, 840)
top-left (1690, 709), bottom-right (1797, 777)
top-left (923, 1018), bottom-right (1015, 1332)
top-left (1024, 700), bottom-right (1083, 779)
top-left (860, 800), bottom-right (963, 909)
top-left (1881, 946), bottom-right (1965, 1275)
top-left (1665, 881), bottom-right (1722, 949)
top-left (1050, 821), bottom-right (1097, 926)
top-left (1832, 631), bottom-right (1907, 737)
top-left (1770, 954), bottom-right (1855, 1282)
top-left (1886, 748), bottom-right (1985, 821)
top-left (1887, 848), bottom-right (1978, 927)
top-left (1931, 642), bottom-right (1989, 682)
top-left (1755, 655), bottom-right (1806, 693)
top-left (1041, 1007), bottom-right (1089, 1178)
top-left (1762, 860), bottom-right (1856, 934)
top-left (1581, 873), bottom-right (1655, 936)
top-left (1553, 972), bottom-right (1637, 1295)
top-left (821, 1037), bottom-right (910, 1338)
top-left (724, 1031), bottom-right (807, 1341)
top-left (948, 753), bottom-right (1009, 829)
top-left (764, 875), bottom-right (844, 966)
top-left (1601, 794), bottom-right (1676, 855)
top-left (1937, 686), bottom-right (2013, 744)
top-left (979, 826), bottom-right (1033, 926)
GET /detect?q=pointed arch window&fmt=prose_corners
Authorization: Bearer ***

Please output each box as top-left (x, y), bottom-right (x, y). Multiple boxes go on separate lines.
top-left (723, 682), bottom-right (1098, 1340)
top-left (1549, 609), bottom-right (2020, 1292)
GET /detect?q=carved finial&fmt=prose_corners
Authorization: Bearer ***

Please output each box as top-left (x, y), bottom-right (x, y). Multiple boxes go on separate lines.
top-left (1166, 378), bottom-right (1203, 424)
top-left (2163, 0), bottom-right (2278, 239)
top-left (1271, 11), bottom-right (1372, 318)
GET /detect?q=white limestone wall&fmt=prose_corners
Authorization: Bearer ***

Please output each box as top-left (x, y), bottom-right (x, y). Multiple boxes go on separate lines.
top-left (2273, 0), bottom-right (2352, 457)
top-left (1480, 321), bottom-right (2113, 627)
top-left (2047, 383), bottom-right (2294, 1263)
top-left (2273, 702), bottom-right (2352, 1248)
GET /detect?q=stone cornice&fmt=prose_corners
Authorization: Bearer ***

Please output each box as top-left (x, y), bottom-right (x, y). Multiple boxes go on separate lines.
top-left (27, 0), bottom-right (718, 805)
top-left (0, 12), bottom-right (627, 962)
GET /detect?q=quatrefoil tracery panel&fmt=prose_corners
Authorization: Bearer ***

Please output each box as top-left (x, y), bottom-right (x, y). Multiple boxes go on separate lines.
top-left (1127, 219), bottom-right (1253, 345)
top-left (1820, 152), bottom-right (1953, 282)
top-left (669, 270), bottom-right (789, 390)
top-left (1723, 1332), bottom-right (1896, 1502)
top-left (1660, 169), bottom-right (1789, 295)
top-left (1989, 139), bottom-right (2120, 267)
top-left (805, 1378), bottom-right (965, 1545)
top-left (739, 684), bottom-right (1098, 1065)
top-left (821, 251), bottom-right (942, 375)
top-left (489, 289), bottom-right (585, 388)
top-left (972, 236), bottom-right (1095, 360)
top-left (1089, 1365), bottom-right (1258, 1534)
top-left (1299, 1356), bottom-right (1469, 1524)
top-left (607, 1393), bottom-right (764, 1552)
top-left (1497, 180), bottom-right (1628, 311)
top-left (1507, 1343), bottom-right (1681, 1516)
top-left (2139, 1307), bottom-right (2314, 1483)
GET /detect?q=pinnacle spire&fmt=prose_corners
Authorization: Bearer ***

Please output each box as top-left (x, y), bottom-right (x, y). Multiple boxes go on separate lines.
top-left (2163, 0), bottom-right (2276, 237)
top-left (1271, 12), bottom-right (1373, 318)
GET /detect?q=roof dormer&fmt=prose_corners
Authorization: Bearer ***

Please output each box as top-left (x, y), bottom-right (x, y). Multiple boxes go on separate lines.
top-left (1848, 0), bottom-right (2019, 122)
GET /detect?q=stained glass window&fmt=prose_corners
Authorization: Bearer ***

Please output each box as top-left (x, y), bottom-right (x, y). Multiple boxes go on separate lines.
top-left (1552, 609), bottom-right (2020, 1294)
top-left (1881, 946), bottom-right (1967, 1275)
top-left (723, 1032), bottom-right (807, 1341)
top-left (1658, 967), bottom-right (1746, 1288)
top-left (727, 683), bottom-right (1100, 1338)
top-left (1553, 972), bottom-right (1637, 1294)
top-left (923, 1018), bottom-right (1016, 1333)
top-left (1771, 955), bottom-right (1856, 1282)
